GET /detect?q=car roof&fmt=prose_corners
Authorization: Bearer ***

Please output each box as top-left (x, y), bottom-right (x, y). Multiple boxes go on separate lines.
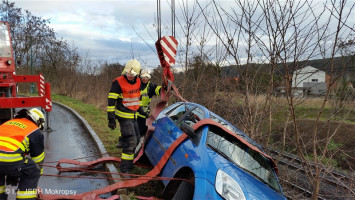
top-left (175, 101), bottom-right (263, 149)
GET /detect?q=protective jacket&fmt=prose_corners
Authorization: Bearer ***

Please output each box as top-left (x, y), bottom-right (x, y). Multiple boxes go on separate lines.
top-left (0, 118), bottom-right (45, 167)
top-left (0, 118), bottom-right (45, 200)
top-left (107, 75), bottom-right (141, 119)
top-left (137, 81), bottom-right (161, 118)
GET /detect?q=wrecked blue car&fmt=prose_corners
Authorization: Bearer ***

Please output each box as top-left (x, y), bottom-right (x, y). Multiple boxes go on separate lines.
top-left (144, 102), bottom-right (287, 200)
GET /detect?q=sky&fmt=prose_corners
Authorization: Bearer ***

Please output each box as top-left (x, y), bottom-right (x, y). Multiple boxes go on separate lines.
top-left (7, 0), bottom-right (355, 70)
top-left (11, 0), bottom-right (171, 69)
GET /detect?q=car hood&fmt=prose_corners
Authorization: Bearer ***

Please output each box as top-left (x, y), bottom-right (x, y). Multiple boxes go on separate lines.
top-left (207, 151), bottom-right (285, 200)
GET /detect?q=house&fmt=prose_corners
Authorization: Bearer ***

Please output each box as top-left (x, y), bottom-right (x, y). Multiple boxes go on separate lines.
top-left (292, 66), bottom-right (327, 96)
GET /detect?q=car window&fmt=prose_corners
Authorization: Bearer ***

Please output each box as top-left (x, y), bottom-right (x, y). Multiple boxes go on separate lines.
top-left (180, 107), bottom-right (205, 126)
top-left (167, 104), bottom-right (205, 126)
top-left (206, 127), bottom-right (281, 193)
top-left (167, 104), bottom-right (187, 123)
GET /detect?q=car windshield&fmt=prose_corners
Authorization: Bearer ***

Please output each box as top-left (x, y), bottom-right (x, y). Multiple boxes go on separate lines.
top-left (209, 113), bottom-right (247, 139)
top-left (206, 127), bottom-right (281, 193)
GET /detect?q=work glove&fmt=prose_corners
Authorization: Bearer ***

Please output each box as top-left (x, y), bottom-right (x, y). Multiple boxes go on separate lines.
top-left (108, 118), bottom-right (116, 130)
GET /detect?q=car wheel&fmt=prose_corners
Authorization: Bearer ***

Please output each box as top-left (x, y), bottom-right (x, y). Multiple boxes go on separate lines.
top-left (171, 180), bottom-right (194, 200)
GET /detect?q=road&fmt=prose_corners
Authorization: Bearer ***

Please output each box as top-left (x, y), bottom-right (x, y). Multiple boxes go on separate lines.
top-left (8, 104), bottom-right (112, 199)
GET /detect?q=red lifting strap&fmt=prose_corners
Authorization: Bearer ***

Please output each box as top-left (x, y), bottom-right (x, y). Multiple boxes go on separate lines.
top-left (39, 134), bottom-right (188, 199)
top-left (44, 120), bottom-right (278, 199)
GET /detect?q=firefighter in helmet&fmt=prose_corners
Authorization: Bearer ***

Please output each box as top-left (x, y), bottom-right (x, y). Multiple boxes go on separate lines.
top-left (107, 59), bottom-right (144, 174)
top-left (115, 68), bottom-right (161, 148)
top-left (137, 68), bottom-right (161, 137)
top-left (0, 108), bottom-right (45, 200)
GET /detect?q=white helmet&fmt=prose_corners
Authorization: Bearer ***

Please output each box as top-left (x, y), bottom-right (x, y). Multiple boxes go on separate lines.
top-left (123, 59), bottom-right (141, 77)
top-left (140, 68), bottom-right (151, 79)
top-left (28, 108), bottom-right (45, 130)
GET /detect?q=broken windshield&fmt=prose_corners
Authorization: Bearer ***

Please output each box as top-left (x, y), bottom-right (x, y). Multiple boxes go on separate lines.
top-left (206, 127), bottom-right (281, 193)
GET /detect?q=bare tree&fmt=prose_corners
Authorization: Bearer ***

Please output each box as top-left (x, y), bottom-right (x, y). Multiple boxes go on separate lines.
top-left (196, 0), bottom-right (354, 199)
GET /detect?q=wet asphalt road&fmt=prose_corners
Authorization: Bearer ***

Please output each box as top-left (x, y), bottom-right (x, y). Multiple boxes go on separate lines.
top-left (37, 104), bottom-right (111, 198)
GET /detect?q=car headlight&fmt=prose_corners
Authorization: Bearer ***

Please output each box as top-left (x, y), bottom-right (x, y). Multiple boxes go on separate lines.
top-left (215, 169), bottom-right (246, 200)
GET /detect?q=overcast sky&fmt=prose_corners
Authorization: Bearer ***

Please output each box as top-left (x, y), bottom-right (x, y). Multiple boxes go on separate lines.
top-left (8, 0), bottom-right (355, 70)
top-left (11, 0), bottom-right (171, 68)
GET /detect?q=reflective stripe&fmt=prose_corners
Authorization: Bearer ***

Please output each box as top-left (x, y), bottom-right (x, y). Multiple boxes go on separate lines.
top-left (0, 136), bottom-right (25, 151)
top-left (23, 137), bottom-right (30, 151)
top-left (0, 185), bottom-right (5, 194)
top-left (0, 141), bottom-right (18, 151)
top-left (137, 113), bottom-right (147, 119)
top-left (116, 76), bottom-right (140, 111)
top-left (16, 190), bottom-right (37, 199)
top-left (122, 101), bottom-right (141, 107)
top-left (40, 168), bottom-right (43, 175)
top-left (0, 152), bottom-right (23, 162)
top-left (122, 97), bottom-right (140, 102)
top-left (108, 93), bottom-right (119, 99)
top-left (121, 153), bottom-right (134, 160)
top-left (155, 86), bottom-right (161, 95)
top-left (107, 106), bottom-right (115, 112)
top-left (32, 152), bottom-right (45, 163)
top-left (115, 110), bottom-right (136, 119)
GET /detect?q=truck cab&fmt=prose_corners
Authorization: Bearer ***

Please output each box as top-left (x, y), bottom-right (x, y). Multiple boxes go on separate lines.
top-left (0, 21), bottom-right (16, 123)
top-left (0, 21), bottom-right (52, 127)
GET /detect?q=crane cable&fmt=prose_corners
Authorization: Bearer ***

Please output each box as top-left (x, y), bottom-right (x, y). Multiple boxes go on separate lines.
top-left (157, 0), bottom-right (161, 39)
top-left (171, 0), bottom-right (175, 37)
top-left (157, 0), bottom-right (175, 39)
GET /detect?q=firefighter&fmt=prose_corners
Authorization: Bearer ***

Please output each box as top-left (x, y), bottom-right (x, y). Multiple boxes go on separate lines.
top-left (137, 69), bottom-right (161, 137)
top-left (0, 108), bottom-right (45, 200)
top-left (116, 68), bottom-right (161, 148)
top-left (107, 59), bottom-right (143, 173)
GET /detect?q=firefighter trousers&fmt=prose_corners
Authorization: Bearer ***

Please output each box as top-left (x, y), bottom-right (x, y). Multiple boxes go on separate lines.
top-left (118, 119), bottom-right (140, 173)
top-left (0, 158), bottom-right (41, 200)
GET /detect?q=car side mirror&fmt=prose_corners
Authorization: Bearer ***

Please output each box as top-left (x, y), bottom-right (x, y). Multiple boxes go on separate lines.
top-left (180, 122), bottom-right (195, 138)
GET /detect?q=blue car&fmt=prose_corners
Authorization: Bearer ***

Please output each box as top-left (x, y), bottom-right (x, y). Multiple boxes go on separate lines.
top-left (144, 102), bottom-right (286, 200)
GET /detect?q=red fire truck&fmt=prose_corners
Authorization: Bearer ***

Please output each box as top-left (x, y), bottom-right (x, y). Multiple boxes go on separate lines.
top-left (0, 21), bottom-right (52, 127)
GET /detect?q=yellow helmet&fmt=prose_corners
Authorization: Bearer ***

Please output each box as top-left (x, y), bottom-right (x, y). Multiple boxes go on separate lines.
top-left (29, 108), bottom-right (45, 130)
top-left (123, 59), bottom-right (141, 76)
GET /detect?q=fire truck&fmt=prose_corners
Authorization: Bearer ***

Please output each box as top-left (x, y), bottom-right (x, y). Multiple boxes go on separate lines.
top-left (0, 21), bottom-right (52, 128)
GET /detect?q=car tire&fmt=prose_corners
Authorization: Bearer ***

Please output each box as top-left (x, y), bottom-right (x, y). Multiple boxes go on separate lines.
top-left (171, 181), bottom-right (194, 200)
